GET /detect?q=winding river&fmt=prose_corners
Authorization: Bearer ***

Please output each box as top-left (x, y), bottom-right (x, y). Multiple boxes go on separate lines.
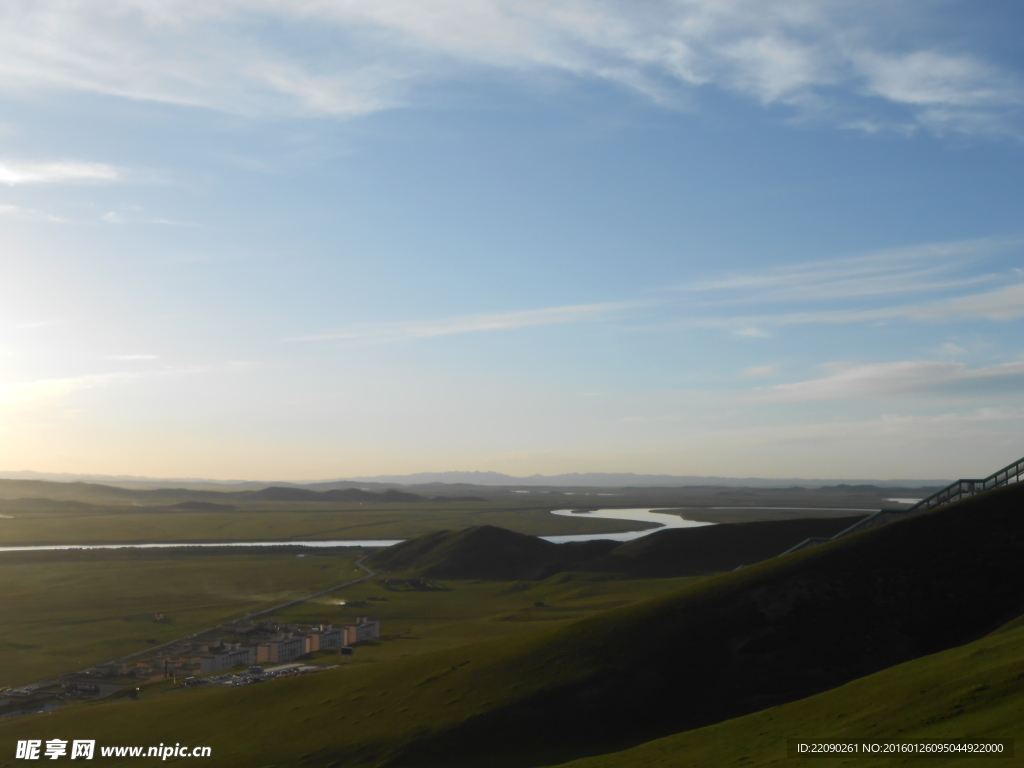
top-left (0, 507), bottom-right (711, 552)
top-left (543, 508), bottom-right (712, 543)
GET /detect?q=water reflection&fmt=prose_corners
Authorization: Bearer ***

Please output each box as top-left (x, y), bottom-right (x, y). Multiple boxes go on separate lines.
top-left (0, 508), bottom-right (712, 552)
top-left (542, 508), bottom-right (712, 543)
top-left (0, 539), bottom-right (403, 553)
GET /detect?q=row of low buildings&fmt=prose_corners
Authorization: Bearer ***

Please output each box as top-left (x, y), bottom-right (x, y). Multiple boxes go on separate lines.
top-left (202, 618), bottom-right (380, 672)
top-left (86, 617), bottom-right (381, 679)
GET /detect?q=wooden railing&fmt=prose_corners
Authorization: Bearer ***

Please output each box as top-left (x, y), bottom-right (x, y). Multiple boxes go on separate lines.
top-left (909, 455), bottom-right (1024, 513)
top-left (777, 452), bottom-right (1023, 558)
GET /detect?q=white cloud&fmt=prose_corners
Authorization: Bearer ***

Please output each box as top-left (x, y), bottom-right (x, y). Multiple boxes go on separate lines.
top-left (106, 354), bottom-right (159, 361)
top-left (747, 359), bottom-right (1024, 403)
top-left (741, 364), bottom-right (777, 378)
top-left (0, 1), bottom-right (1018, 133)
top-left (290, 301), bottom-right (633, 344)
top-left (0, 160), bottom-right (121, 185)
top-left (856, 50), bottom-right (1013, 108)
top-left (937, 342), bottom-right (965, 357)
top-left (734, 327), bottom-right (771, 338)
top-left (905, 282), bottom-right (1024, 322)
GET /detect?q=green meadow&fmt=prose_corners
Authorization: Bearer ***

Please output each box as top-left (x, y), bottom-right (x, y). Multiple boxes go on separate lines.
top-left (0, 544), bottom-right (702, 690)
top-left (0, 549), bottom-right (363, 688)
top-left (0, 502), bottom-right (651, 546)
top-left (275, 571), bottom-right (708, 667)
top-left (1, 482), bottom-right (1019, 768)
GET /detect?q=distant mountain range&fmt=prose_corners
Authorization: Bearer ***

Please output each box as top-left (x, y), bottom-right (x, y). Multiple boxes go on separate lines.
top-left (0, 469), bottom-right (948, 489)
top-left (342, 470), bottom-right (949, 488)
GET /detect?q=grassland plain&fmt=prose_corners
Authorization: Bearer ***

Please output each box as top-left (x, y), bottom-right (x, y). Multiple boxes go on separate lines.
top-left (0, 478), bottom-right (932, 512)
top-left (1, 482), bottom-right (1020, 768)
top-left (0, 548), bottom-right (363, 687)
top-left (0, 501), bottom-right (655, 546)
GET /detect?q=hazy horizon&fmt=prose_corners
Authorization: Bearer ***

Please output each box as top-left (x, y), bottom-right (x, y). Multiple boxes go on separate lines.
top-left (0, 467), bottom-right (951, 489)
top-left (2, 2), bottom-right (1022, 481)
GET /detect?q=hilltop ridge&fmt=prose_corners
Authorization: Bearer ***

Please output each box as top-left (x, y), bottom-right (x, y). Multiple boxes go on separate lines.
top-left (369, 515), bottom-right (869, 579)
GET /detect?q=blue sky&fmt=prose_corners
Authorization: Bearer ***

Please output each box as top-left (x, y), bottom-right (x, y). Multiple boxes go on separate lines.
top-left (1, 1), bottom-right (1023, 481)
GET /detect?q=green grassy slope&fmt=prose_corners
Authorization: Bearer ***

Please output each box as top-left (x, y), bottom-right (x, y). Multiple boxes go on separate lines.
top-left (585, 514), bottom-right (866, 574)
top-left (555, 613), bottom-right (1024, 768)
top-left (389, 483), bottom-right (1024, 767)
top-left (2, 483), bottom-right (1020, 768)
top-left (0, 549), bottom-right (362, 687)
top-left (271, 572), bottom-right (706, 669)
top-left (369, 517), bottom-right (867, 580)
top-left (368, 525), bottom-right (618, 580)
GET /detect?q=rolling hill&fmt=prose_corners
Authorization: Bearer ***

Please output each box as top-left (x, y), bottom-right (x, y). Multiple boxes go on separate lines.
top-left (369, 515), bottom-right (869, 579)
top-left (0, 479), bottom-right (430, 506)
top-left (368, 525), bottom-right (621, 580)
top-left (242, 486), bottom-right (426, 503)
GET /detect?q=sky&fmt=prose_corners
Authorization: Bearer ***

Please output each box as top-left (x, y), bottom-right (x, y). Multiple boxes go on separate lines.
top-left (1, 0), bottom-right (1023, 482)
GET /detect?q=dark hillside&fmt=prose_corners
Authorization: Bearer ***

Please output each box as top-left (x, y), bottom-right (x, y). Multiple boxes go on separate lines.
top-left (584, 515), bottom-right (866, 576)
top-left (396, 481), bottom-right (1024, 766)
top-left (369, 525), bottom-right (615, 580)
top-left (370, 516), bottom-right (867, 579)
top-left (547, 609), bottom-right (1024, 768)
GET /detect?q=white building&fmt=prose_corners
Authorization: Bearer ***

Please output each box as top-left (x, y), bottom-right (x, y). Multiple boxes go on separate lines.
top-left (305, 624), bottom-right (345, 653)
top-left (343, 617), bottom-right (380, 646)
top-left (199, 644), bottom-right (257, 674)
top-left (256, 635), bottom-right (306, 664)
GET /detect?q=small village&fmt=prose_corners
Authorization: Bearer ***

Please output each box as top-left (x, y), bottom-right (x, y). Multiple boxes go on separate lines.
top-left (0, 616), bottom-right (381, 718)
top-left (87, 615), bottom-right (381, 680)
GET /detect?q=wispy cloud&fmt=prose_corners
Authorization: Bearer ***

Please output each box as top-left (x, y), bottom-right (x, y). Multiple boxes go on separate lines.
top-left (741, 364), bottom-right (778, 378)
top-left (0, 2), bottom-right (1019, 134)
top-left (677, 237), bottom-right (1019, 303)
top-left (666, 406), bottom-right (1024, 478)
top-left (4, 318), bottom-right (62, 330)
top-left (101, 210), bottom-right (197, 227)
top-left (694, 281), bottom-right (1024, 331)
top-left (290, 302), bottom-right (633, 344)
top-left (671, 237), bottom-right (1024, 333)
top-left (747, 359), bottom-right (1024, 402)
top-left (0, 366), bottom-right (200, 413)
top-left (734, 327), bottom-right (772, 338)
top-left (0, 203), bottom-right (64, 222)
top-left (106, 354), bottom-right (159, 361)
top-left (0, 160), bottom-right (121, 186)
top-left (0, 372), bottom-right (143, 411)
